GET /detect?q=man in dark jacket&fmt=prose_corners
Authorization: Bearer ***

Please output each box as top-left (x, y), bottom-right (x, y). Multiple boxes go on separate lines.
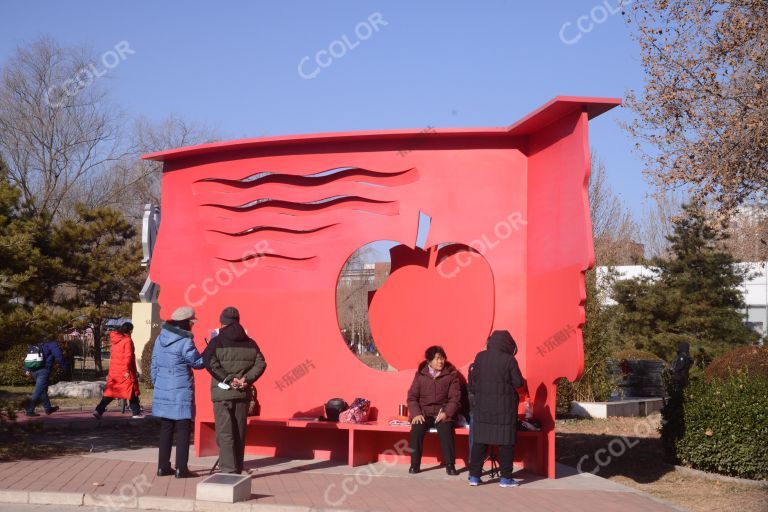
top-left (467, 330), bottom-right (523, 487)
top-left (25, 339), bottom-right (69, 416)
top-left (203, 307), bottom-right (266, 474)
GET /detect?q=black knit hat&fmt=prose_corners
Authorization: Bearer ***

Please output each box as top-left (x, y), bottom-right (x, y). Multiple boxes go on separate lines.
top-left (220, 306), bottom-right (240, 326)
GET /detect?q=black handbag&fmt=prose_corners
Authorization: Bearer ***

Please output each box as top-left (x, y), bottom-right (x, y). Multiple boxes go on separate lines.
top-left (324, 398), bottom-right (348, 422)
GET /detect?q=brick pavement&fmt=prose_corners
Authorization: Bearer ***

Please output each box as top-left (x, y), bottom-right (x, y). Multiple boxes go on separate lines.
top-left (3, 410), bottom-right (684, 511)
top-left (0, 450), bottom-right (684, 511)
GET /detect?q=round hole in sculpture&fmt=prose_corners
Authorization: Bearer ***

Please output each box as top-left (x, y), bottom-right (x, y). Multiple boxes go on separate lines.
top-left (335, 241), bottom-right (397, 372)
top-left (336, 241), bottom-right (495, 372)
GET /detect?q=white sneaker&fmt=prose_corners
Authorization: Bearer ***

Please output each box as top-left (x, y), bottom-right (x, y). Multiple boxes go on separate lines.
top-left (131, 414), bottom-right (145, 419)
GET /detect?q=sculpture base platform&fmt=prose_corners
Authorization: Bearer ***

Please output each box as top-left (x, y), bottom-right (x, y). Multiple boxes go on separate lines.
top-left (196, 473), bottom-right (251, 503)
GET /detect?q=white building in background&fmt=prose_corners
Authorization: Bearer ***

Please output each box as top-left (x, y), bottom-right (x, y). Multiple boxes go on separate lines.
top-left (597, 262), bottom-right (768, 340)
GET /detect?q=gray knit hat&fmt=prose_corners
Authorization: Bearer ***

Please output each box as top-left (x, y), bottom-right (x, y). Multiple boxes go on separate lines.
top-left (171, 306), bottom-right (196, 321)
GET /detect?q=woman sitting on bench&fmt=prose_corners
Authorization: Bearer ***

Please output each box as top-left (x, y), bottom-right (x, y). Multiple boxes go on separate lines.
top-left (407, 345), bottom-right (461, 475)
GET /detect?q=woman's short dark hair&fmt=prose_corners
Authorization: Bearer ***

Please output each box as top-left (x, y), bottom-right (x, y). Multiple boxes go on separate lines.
top-left (425, 345), bottom-right (446, 362)
top-left (118, 322), bottom-right (134, 334)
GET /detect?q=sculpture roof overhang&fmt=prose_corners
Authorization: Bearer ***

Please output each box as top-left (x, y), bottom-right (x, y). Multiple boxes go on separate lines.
top-left (142, 96), bottom-right (621, 164)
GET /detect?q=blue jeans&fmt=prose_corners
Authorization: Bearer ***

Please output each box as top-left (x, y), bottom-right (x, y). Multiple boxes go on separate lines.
top-left (27, 369), bottom-right (52, 413)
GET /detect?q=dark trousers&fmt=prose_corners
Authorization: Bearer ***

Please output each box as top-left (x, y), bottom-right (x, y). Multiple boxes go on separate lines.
top-left (409, 416), bottom-right (455, 466)
top-left (96, 391), bottom-right (141, 416)
top-left (213, 400), bottom-right (249, 474)
top-left (158, 418), bottom-right (192, 471)
top-left (27, 369), bottom-right (52, 413)
top-left (469, 442), bottom-right (515, 479)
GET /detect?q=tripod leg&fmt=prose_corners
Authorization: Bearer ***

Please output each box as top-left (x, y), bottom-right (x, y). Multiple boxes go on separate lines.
top-left (487, 447), bottom-right (500, 479)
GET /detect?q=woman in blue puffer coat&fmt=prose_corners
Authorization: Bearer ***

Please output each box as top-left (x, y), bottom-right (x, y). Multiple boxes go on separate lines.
top-left (151, 306), bottom-right (204, 478)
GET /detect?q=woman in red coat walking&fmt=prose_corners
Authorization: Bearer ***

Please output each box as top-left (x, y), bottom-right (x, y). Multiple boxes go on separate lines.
top-left (92, 322), bottom-right (142, 418)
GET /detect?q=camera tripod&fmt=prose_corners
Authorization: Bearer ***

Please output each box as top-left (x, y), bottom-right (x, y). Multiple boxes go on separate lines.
top-left (485, 447), bottom-right (500, 479)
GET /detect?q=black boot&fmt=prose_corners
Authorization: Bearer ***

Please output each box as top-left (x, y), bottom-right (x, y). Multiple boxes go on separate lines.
top-left (408, 464), bottom-right (420, 474)
top-left (175, 468), bottom-right (196, 479)
top-left (445, 464), bottom-right (459, 475)
top-left (156, 467), bottom-right (174, 477)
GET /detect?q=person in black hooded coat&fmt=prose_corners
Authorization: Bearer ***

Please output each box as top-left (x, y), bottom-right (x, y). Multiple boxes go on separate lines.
top-left (468, 330), bottom-right (523, 484)
top-left (670, 341), bottom-right (694, 391)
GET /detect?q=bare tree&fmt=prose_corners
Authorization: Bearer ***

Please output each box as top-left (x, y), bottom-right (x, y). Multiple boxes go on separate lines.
top-left (639, 190), bottom-right (766, 262)
top-left (0, 37), bottom-right (126, 223)
top-left (623, 0), bottom-right (768, 213)
top-left (72, 115), bottom-right (219, 222)
top-left (639, 190), bottom-right (685, 258)
top-left (722, 198), bottom-right (768, 262)
top-left (589, 153), bottom-right (641, 264)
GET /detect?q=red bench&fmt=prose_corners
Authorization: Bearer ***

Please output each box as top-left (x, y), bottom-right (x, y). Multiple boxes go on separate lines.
top-left (195, 417), bottom-right (547, 474)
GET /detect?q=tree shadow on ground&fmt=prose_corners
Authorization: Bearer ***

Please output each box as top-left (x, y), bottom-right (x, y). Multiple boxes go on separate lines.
top-left (556, 431), bottom-right (676, 484)
top-left (0, 422), bottom-right (161, 462)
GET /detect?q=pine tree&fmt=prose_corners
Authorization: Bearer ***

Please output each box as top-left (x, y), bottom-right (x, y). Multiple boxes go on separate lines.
top-left (613, 203), bottom-right (759, 362)
top-left (0, 164), bottom-right (70, 383)
top-left (51, 205), bottom-right (144, 372)
top-left (1, 163), bottom-right (143, 378)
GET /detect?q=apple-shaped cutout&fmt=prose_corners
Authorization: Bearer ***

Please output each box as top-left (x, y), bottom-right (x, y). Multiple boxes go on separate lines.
top-left (367, 243), bottom-right (495, 370)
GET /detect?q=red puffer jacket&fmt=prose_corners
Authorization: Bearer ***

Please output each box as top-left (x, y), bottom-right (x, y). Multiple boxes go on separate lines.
top-left (406, 361), bottom-right (461, 421)
top-left (104, 331), bottom-right (140, 399)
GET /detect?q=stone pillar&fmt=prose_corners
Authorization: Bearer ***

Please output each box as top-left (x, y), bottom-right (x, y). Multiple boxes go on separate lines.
top-left (132, 302), bottom-right (161, 375)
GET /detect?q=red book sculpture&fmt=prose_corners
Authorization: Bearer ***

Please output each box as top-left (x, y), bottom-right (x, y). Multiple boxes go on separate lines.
top-left (143, 96), bottom-right (620, 477)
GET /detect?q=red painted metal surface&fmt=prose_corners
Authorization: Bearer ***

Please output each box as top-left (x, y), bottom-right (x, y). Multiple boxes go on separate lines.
top-left (143, 96), bottom-right (620, 477)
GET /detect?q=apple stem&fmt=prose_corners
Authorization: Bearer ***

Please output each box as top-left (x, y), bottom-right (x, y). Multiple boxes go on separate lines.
top-left (428, 245), bottom-right (437, 269)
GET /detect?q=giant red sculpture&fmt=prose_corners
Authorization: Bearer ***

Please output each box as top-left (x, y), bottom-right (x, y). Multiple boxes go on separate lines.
top-left (143, 96), bottom-right (620, 478)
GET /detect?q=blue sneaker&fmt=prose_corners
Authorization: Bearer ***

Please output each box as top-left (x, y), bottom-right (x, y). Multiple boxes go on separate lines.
top-left (499, 477), bottom-right (520, 488)
top-left (468, 475), bottom-right (481, 486)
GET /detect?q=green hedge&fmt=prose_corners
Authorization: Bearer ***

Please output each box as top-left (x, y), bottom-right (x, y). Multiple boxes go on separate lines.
top-left (668, 372), bottom-right (768, 479)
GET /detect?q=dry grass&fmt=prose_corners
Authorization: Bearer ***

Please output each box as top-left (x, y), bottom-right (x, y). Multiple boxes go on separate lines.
top-left (556, 414), bottom-right (768, 512)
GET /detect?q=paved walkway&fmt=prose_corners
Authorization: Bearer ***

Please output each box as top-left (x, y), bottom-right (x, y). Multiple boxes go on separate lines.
top-left (1, 444), bottom-right (684, 512)
top-left (5, 410), bottom-right (686, 511)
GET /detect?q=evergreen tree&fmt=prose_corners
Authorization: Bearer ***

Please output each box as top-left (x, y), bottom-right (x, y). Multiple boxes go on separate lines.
top-left (52, 205), bottom-right (144, 372)
top-left (0, 163), bottom-right (69, 383)
top-left (613, 203), bottom-right (760, 362)
top-left (1, 164), bottom-right (143, 378)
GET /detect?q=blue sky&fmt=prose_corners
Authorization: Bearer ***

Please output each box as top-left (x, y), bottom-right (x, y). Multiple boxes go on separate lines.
top-left (1, 0), bottom-right (650, 218)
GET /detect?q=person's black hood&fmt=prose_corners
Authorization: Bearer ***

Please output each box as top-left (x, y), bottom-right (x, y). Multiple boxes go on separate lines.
top-left (218, 321), bottom-right (250, 342)
top-left (677, 342), bottom-right (690, 355)
top-left (487, 330), bottom-right (517, 356)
